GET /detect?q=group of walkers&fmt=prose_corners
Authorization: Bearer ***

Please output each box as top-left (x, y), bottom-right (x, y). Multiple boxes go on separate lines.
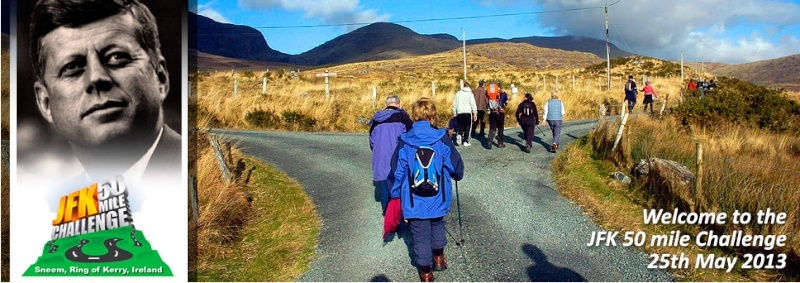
top-left (687, 78), bottom-right (716, 97)
top-left (623, 75), bottom-right (660, 114)
top-left (367, 79), bottom-right (567, 281)
top-left (452, 80), bottom-right (565, 153)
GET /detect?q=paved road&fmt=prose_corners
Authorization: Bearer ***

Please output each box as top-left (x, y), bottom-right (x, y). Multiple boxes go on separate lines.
top-left (213, 119), bottom-right (671, 282)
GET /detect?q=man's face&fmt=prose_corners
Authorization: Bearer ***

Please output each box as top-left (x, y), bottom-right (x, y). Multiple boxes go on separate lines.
top-left (34, 12), bottom-right (168, 147)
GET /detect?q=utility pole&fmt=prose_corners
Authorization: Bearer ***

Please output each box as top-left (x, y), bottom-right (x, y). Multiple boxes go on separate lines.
top-left (605, 5), bottom-right (612, 91)
top-left (462, 28), bottom-right (467, 83)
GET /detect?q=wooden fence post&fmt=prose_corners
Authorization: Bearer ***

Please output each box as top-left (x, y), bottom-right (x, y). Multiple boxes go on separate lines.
top-left (543, 75), bottom-right (547, 92)
top-left (555, 75), bottom-right (559, 91)
top-left (659, 93), bottom-right (670, 117)
top-left (372, 86), bottom-right (377, 108)
top-left (621, 100), bottom-right (627, 117)
top-left (695, 141), bottom-right (703, 211)
top-left (189, 176), bottom-right (199, 222)
top-left (262, 77), bottom-right (268, 95)
top-left (599, 104), bottom-right (607, 121)
top-left (597, 77), bottom-right (601, 91)
top-left (2, 141), bottom-right (8, 172)
top-left (432, 81), bottom-right (436, 97)
top-left (234, 79), bottom-right (238, 97)
top-left (611, 112), bottom-right (629, 152)
top-left (210, 136), bottom-right (232, 184)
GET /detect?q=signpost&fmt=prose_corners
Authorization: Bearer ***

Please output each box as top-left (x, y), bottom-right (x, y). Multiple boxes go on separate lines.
top-left (316, 70), bottom-right (337, 100)
top-left (510, 83), bottom-right (518, 98)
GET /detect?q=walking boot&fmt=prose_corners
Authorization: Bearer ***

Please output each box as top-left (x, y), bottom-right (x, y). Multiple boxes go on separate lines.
top-left (497, 138), bottom-right (506, 148)
top-left (419, 269), bottom-right (434, 282)
top-left (433, 254), bottom-right (448, 271)
top-left (524, 145), bottom-right (531, 153)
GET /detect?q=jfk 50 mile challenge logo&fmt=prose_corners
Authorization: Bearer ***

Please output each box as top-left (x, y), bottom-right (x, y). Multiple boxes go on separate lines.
top-left (25, 176), bottom-right (172, 276)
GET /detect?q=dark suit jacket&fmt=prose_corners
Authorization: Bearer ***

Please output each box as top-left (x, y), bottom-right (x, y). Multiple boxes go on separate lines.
top-left (48, 125), bottom-right (182, 212)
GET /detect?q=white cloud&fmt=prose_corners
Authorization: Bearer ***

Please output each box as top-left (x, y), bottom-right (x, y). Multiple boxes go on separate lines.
top-left (238, 0), bottom-right (390, 27)
top-left (198, 3), bottom-right (231, 23)
top-left (515, 0), bottom-right (800, 63)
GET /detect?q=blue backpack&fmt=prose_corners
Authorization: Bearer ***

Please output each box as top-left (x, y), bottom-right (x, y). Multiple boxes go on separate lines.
top-left (408, 145), bottom-right (445, 207)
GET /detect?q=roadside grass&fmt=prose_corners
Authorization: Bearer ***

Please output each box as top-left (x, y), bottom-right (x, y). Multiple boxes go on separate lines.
top-left (195, 133), bottom-right (320, 282)
top-left (553, 116), bottom-right (799, 281)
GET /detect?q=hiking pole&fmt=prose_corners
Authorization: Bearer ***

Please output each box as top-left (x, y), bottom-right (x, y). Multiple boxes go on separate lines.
top-left (445, 228), bottom-right (462, 247)
top-left (537, 124), bottom-right (547, 137)
top-left (454, 179), bottom-right (464, 244)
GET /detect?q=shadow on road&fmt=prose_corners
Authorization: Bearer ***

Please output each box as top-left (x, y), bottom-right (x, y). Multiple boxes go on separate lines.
top-left (523, 243), bottom-right (587, 282)
top-left (383, 221), bottom-right (416, 267)
top-left (369, 274), bottom-right (391, 282)
top-left (516, 132), bottom-right (551, 151)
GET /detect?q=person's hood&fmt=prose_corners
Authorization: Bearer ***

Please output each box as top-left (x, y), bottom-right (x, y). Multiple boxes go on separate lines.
top-left (400, 121), bottom-right (446, 146)
top-left (460, 86), bottom-right (472, 92)
top-left (372, 107), bottom-right (401, 123)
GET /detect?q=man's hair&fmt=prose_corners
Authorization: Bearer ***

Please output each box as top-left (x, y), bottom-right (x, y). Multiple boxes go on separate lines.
top-left (411, 97), bottom-right (437, 122)
top-left (30, 0), bottom-right (162, 80)
top-left (463, 82), bottom-right (470, 88)
top-left (386, 95), bottom-right (400, 105)
top-left (524, 93), bottom-right (533, 100)
top-left (628, 75), bottom-right (634, 79)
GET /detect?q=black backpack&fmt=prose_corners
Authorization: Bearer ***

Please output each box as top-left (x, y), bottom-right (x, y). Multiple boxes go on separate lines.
top-left (521, 101), bottom-right (535, 117)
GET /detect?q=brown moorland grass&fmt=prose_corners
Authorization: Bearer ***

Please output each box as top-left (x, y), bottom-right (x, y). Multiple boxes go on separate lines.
top-left (196, 49), bottom-right (693, 133)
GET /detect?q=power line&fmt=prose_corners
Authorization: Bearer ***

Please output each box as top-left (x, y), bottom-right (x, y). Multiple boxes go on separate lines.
top-left (199, 6), bottom-right (603, 30)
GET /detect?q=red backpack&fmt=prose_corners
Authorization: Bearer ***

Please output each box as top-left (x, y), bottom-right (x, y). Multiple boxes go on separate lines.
top-left (487, 83), bottom-right (499, 101)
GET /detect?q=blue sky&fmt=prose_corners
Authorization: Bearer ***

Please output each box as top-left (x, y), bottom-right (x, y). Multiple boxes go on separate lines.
top-left (193, 0), bottom-right (800, 64)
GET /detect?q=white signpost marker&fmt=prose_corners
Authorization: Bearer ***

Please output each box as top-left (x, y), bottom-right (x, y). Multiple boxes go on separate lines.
top-left (316, 70), bottom-right (337, 101)
top-left (262, 77), bottom-right (268, 95)
top-left (511, 83), bottom-right (518, 98)
top-left (372, 86), bottom-right (378, 108)
top-left (556, 75), bottom-right (560, 91)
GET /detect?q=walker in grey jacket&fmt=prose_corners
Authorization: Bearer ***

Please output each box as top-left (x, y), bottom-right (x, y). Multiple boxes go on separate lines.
top-left (451, 85), bottom-right (478, 145)
top-left (452, 86), bottom-right (477, 115)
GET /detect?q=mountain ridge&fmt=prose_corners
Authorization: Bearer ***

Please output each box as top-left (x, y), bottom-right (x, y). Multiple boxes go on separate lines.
top-left (710, 54), bottom-right (800, 91)
top-left (192, 12), bottom-right (632, 66)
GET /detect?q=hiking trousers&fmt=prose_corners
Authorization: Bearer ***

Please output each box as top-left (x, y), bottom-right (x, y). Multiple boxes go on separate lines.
top-left (456, 113), bottom-right (473, 144)
top-left (547, 120), bottom-right (563, 145)
top-left (376, 180), bottom-right (391, 215)
top-left (472, 110), bottom-right (486, 136)
top-left (409, 217), bottom-right (447, 268)
top-left (488, 110), bottom-right (505, 144)
top-left (519, 120), bottom-right (536, 148)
